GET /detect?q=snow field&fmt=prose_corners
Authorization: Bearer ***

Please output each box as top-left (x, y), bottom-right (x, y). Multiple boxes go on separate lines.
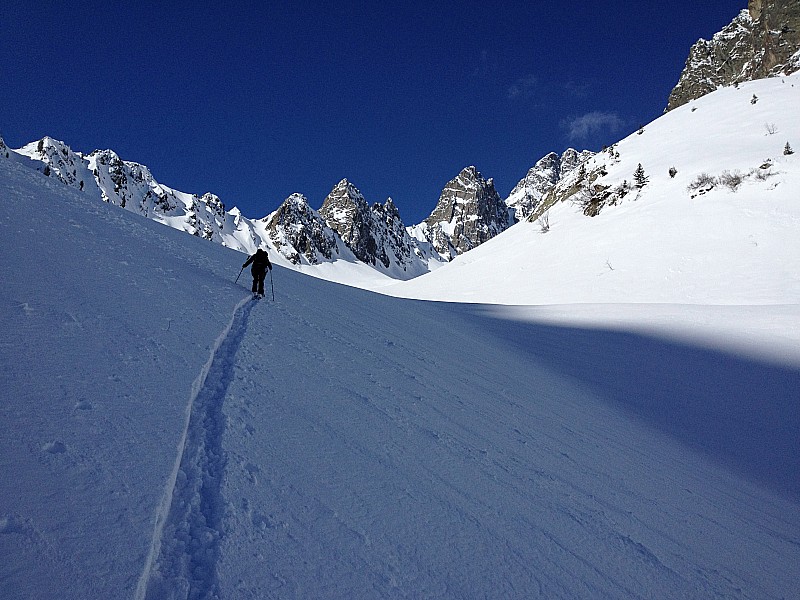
top-left (1, 72), bottom-right (800, 599)
top-left (207, 286), bottom-right (800, 598)
top-left (0, 158), bottom-right (249, 598)
top-left (383, 73), bottom-right (800, 306)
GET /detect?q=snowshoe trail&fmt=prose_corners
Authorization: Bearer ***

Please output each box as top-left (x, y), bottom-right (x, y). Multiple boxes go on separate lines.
top-left (137, 296), bottom-right (256, 600)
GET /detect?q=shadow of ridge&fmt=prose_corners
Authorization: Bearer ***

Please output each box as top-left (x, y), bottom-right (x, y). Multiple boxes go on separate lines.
top-left (471, 312), bottom-right (800, 501)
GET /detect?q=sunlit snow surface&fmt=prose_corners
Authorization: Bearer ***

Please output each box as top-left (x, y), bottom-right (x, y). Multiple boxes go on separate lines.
top-left (2, 73), bottom-right (800, 599)
top-left (381, 74), bottom-right (800, 306)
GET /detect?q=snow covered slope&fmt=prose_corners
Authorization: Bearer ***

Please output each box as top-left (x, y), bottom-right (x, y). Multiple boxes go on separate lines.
top-left (0, 158), bottom-right (249, 598)
top-left (2, 134), bottom-right (800, 598)
top-left (383, 72), bottom-right (800, 305)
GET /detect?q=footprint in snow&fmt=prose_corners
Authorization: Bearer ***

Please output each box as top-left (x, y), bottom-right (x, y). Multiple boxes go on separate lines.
top-left (0, 514), bottom-right (31, 535)
top-left (42, 441), bottom-right (67, 454)
top-left (244, 462), bottom-right (260, 484)
top-left (16, 301), bottom-right (34, 316)
top-left (0, 515), bottom-right (18, 534)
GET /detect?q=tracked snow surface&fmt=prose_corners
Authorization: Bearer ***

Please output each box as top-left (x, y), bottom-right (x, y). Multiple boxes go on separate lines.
top-left (2, 76), bottom-right (800, 598)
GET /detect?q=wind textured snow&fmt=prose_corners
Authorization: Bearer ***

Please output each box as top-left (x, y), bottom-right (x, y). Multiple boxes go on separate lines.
top-left (2, 132), bottom-right (799, 597)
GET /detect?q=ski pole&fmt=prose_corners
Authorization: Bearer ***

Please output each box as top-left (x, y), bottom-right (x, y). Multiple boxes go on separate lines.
top-left (269, 268), bottom-right (275, 301)
top-left (235, 265), bottom-right (245, 284)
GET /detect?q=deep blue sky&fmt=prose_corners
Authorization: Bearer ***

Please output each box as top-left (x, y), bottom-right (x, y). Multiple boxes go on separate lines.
top-left (2, 1), bottom-right (741, 224)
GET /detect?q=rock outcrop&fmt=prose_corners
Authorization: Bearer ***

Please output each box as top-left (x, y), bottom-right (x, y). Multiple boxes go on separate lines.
top-left (506, 149), bottom-right (593, 220)
top-left (264, 194), bottom-right (340, 265)
top-left (421, 166), bottom-right (514, 260)
top-left (667, 0), bottom-right (800, 110)
top-left (319, 179), bottom-right (433, 277)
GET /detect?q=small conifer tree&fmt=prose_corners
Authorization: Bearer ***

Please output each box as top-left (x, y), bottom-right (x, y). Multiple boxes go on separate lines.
top-left (633, 163), bottom-right (649, 188)
top-left (785, 142), bottom-right (794, 155)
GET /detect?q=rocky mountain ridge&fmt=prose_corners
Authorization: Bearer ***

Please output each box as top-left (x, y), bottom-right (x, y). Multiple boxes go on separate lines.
top-left (262, 193), bottom-right (342, 266)
top-left (12, 137), bottom-right (227, 242)
top-left (318, 179), bottom-right (429, 276)
top-left (667, 0), bottom-right (800, 110)
top-left (3, 134), bottom-right (577, 279)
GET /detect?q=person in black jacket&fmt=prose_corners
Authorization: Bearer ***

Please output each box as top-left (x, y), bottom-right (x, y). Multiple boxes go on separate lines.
top-left (242, 248), bottom-right (272, 297)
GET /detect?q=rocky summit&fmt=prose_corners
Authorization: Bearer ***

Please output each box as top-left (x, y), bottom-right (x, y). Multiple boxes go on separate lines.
top-left (319, 179), bottom-right (376, 264)
top-left (319, 179), bottom-right (432, 278)
top-left (505, 149), bottom-right (593, 220)
top-left (667, 0), bottom-right (800, 111)
top-left (422, 166), bottom-right (514, 260)
top-left (264, 193), bottom-right (340, 265)
top-left (12, 137), bottom-right (233, 244)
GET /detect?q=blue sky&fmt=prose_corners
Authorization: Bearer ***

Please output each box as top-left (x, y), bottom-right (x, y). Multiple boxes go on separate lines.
top-left (2, 1), bottom-right (741, 224)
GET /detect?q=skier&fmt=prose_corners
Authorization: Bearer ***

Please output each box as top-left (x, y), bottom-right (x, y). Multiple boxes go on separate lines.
top-left (242, 248), bottom-right (272, 298)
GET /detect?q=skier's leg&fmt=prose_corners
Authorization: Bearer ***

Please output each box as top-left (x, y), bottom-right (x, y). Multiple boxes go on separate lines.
top-left (257, 272), bottom-right (265, 295)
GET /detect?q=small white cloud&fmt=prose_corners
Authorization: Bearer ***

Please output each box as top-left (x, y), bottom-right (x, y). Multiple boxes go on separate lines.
top-left (562, 111), bottom-right (624, 140)
top-left (507, 75), bottom-right (538, 100)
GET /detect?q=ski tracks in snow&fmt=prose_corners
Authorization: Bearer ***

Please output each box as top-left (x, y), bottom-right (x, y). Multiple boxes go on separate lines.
top-left (137, 295), bottom-right (256, 600)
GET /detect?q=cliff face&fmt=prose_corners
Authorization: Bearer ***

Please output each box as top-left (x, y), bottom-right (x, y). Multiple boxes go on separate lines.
top-left (505, 149), bottom-right (593, 220)
top-left (422, 166), bottom-right (513, 260)
top-left (667, 0), bottom-right (800, 111)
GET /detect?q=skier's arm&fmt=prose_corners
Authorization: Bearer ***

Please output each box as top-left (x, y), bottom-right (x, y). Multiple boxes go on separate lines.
top-left (242, 254), bottom-right (254, 268)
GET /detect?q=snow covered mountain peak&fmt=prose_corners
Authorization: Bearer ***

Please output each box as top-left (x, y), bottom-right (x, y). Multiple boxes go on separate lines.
top-left (387, 71), bottom-right (800, 305)
top-left (262, 193), bottom-right (342, 265)
top-left (420, 165), bottom-right (514, 260)
top-left (317, 179), bottom-right (433, 278)
top-left (506, 148), bottom-right (594, 220)
top-left (320, 178), bottom-right (369, 227)
top-left (15, 136), bottom-right (94, 193)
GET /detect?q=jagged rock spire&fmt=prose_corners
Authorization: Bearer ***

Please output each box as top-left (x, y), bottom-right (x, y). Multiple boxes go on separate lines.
top-left (506, 149), bottom-right (593, 220)
top-left (264, 193), bottom-right (340, 265)
top-left (422, 166), bottom-right (513, 260)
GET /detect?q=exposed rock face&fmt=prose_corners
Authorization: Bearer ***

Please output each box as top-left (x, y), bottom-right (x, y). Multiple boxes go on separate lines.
top-left (422, 166), bottom-right (514, 260)
top-left (667, 0), bottom-right (800, 110)
top-left (264, 194), bottom-right (340, 265)
top-left (559, 148), bottom-right (594, 175)
top-left (506, 149), bottom-right (593, 219)
top-left (371, 197), bottom-right (424, 276)
top-left (750, 0), bottom-right (800, 75)
top-left (14, 137), bottom-right (231, 244)
top-left (87, 149), bottom-right (180, 216)
top-left (190, 193), bottom-right (226, 240)
top-left (320, 179), bottom-right (384, 266)
top-left (16, 137), bottom-right (95, 192)
top-left (319, 179), bottom-right (430, 276)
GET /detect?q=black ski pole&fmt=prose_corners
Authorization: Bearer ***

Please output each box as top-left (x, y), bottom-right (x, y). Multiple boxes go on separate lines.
top-left (269, 268), bottom-right (275, 301)
top-left (235, 265), bottom-right (245, 284)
